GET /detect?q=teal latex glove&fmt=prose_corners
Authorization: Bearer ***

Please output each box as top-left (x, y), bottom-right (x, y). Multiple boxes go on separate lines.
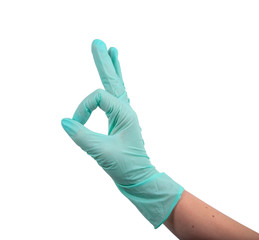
top-left (61, 39), bottom-right (184, 228)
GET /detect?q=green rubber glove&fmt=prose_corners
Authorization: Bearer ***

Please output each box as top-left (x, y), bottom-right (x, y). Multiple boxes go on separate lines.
top-left (61, 39), bottom-right (184, 228)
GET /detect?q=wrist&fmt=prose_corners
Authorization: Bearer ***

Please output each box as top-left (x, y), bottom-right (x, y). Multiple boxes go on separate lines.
top-left (115, 172), bottom-right (184, 228)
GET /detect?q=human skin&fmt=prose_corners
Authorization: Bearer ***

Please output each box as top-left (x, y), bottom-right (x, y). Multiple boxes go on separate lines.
top-left (164, 190), bottom-right (259, 240)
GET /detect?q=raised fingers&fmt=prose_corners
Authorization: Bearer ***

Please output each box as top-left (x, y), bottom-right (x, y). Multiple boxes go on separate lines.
top-left (91, 39), bottom-right (129, 103)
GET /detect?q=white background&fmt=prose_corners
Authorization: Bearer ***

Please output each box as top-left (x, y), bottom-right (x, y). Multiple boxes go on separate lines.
top-left (0, 1), bottom-right (258, 239)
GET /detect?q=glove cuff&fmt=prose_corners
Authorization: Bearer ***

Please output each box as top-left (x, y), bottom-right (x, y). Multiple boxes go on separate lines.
top-left (115, 172), bottom-right (184, 228)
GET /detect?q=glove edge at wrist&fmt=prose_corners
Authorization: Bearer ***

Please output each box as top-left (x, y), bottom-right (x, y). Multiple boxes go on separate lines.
top-left (115, 172), bottom-right (184, 229)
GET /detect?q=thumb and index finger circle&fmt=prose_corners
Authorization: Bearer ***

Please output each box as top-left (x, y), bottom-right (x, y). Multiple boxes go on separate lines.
top-left (61, 89), bottom-right (121, 150)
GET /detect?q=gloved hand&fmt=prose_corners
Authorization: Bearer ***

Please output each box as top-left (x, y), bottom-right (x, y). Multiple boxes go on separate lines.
top-left (61, 39), bottom-right (184, 228)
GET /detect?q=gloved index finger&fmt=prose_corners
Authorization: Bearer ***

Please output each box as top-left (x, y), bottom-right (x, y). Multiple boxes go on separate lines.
top-left (91, 39), bottom-right (126, 99)
top-left (72, 89), bottom-right (122, 125)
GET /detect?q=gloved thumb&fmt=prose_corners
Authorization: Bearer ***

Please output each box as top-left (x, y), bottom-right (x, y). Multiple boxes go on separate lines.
top-left (61, 118), bottom-right (104, 158)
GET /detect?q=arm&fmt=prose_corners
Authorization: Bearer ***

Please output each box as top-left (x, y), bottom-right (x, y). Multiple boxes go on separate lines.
top-left (164, 190), bottom-right (259, 240)
top-left (62, 39), bottom-right (259, 237)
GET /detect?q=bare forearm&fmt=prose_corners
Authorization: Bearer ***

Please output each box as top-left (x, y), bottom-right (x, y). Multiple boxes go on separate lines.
top-left (164, 190), bottom-right (259, 240)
